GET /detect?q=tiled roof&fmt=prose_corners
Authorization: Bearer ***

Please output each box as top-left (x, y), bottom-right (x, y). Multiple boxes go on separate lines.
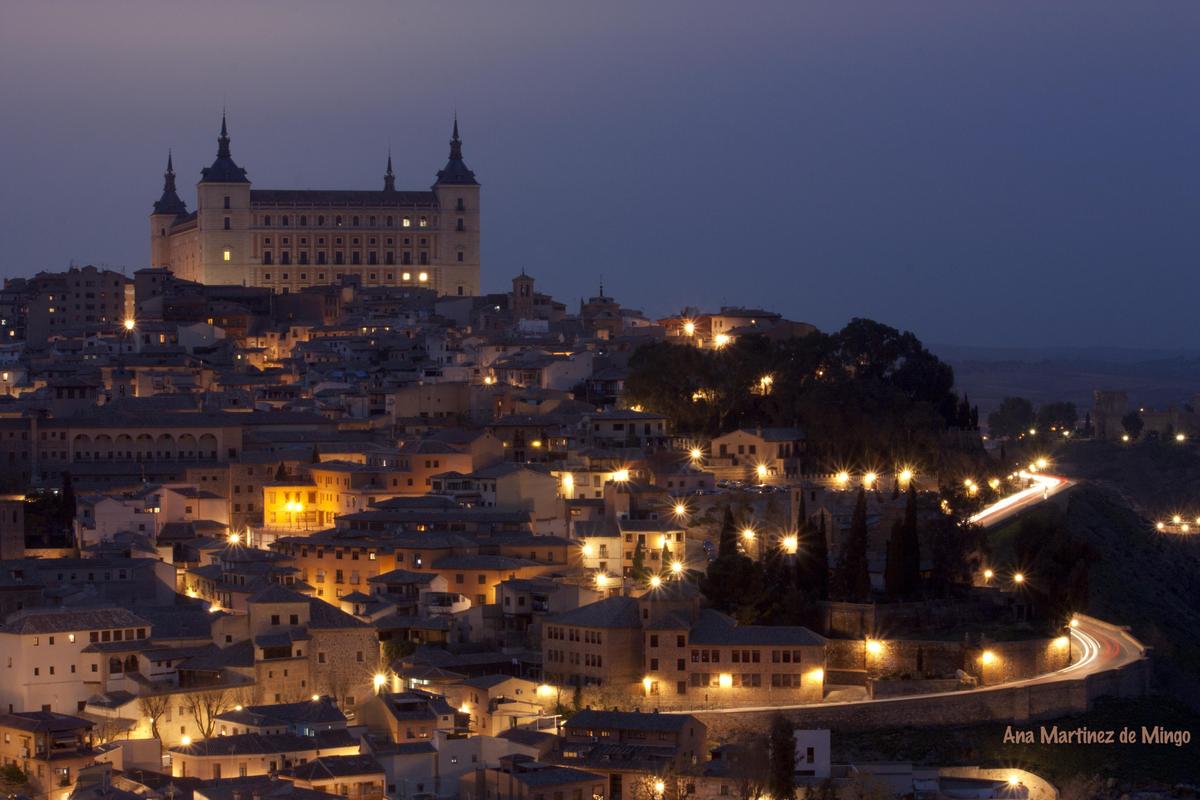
top-left (564, 709), bottom-right (695, 733)
top-left (544, 596), bottom-right (640, 630)
top-left (1, 606), bottom-right (150, 635)
top-left (687, 609), bottom-right (824, 646)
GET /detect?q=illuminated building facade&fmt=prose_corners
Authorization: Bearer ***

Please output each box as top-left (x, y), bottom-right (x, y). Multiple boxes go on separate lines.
top-left (150, 116), bottom-right (480, 296)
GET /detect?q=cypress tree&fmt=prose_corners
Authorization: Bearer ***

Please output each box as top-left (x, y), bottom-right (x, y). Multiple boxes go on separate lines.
top-left (833, 488), bottom-right (871, 602)
top-left (717, 505), bottom-right (738, 558)
top-left (631, 539), bottom-right (647, 581)
top-left (883, 519), bottom-right (906, 597)
top-left (767, 714), bottom-right (796, 800)
top-left (805, 513), bottom-right (830, 601)
top-left (901, 484), bottom-right (921, 592)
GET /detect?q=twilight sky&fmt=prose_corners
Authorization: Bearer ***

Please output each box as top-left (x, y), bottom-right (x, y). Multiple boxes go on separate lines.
top-left (1, 1), bottom-right (1197, 349)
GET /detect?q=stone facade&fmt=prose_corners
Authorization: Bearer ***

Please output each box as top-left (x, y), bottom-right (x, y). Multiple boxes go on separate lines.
top-left (151, 117), bottom-right (480, 297)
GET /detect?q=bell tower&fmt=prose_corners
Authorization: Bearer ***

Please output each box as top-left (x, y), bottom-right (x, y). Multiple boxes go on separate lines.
top-left (196, 113), bottom-right (252, 285)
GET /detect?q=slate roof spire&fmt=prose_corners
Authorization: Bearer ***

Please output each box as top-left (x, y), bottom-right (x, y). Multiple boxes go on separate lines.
top-left (434, 115), bottom-right (477, 186)
top-left (152, 150), bottom-right (188, 216)
top-left (384, 149), bottom-right (396, 192)
top-left (200, 111), bottom-right (249, 183)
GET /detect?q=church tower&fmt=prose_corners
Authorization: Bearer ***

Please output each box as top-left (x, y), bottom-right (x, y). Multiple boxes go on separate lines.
top-left (196, 113), bottom-right (252, 285)
top-left (511, 271), bottom-right (535, 319)
top-left (150, 151), bottom-right (187, 269)
top-left (432, 117), bottom-right (481, 297)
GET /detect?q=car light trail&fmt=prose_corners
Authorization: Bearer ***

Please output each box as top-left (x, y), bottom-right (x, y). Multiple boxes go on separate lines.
top-left (969, 471), bottom-right (1065, 526)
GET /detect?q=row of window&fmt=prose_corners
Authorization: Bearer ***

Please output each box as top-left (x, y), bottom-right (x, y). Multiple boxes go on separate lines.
top-left (262, 270), bottom-right (432, 283)
top-left (263, 251), bottom-right (438, 266)
top-left (260, 214), bottom-right (435, 228)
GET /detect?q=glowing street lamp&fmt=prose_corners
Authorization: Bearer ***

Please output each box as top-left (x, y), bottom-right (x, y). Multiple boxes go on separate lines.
top-left (1035, 457), bottom-right (1049, 470)
top-left (740, 527), bottom-right (756, 541)
top-left (669, 560), bottom-right (684, 575)
top-left (689, 447), bottom-right (703, 462)
top-left (1012, 572), bottom-right (1025, 585)
top-left (755, 463), bottom-right (769, 481)
top-left (897, 467), bottom-right (914, 486)
top-left (123, 318), bottom-right (136, 332)
top-left (865, 639), bottom-right (883, 657)
top-left (834, 470), bottom-right (850, 488)
top-left (227, 531), bottom-right (241, 545)
top-left (373, 673), bottom-right (388, 693)
top-left (595, 573), bottom-right (609, 589)
top-left (781, 534), bottom-right (798, 554)
top-left (1176, 432), bottom-right (1187, 443)
top-left (683, 321), bottom-right (696, 337)
top-left (610, 469), bottom-right (630, 483)
top-left (862, 471), bottom-right (877, 488)
top-left (980, 650), bottom-right (996, 666)
top-left (714, 333), bottom-right (731, 348)
top-left (673, 502), bottom-right (688, 518)
top-left (649, 575), bottom-right (663, 588)
top-left (982, 568), bottom-right (994, 582)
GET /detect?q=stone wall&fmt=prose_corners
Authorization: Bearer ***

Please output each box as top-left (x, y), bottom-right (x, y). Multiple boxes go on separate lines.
top-left (826, 635), bottom-right (1070, 684)
top-left (869, 677), bottom-right (961, 698)
top-left (696, 615), bottom-right (1150, 739)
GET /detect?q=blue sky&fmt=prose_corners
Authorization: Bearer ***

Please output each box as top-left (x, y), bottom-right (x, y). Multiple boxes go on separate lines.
top-left (1, 0), bottom-right (1197, 348)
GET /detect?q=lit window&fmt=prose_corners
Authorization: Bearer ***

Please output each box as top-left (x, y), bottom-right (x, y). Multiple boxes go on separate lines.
top-left (402, 218), bottom-right (411, 228)
top-left (402, 272), bottom-right (411, 281)
top-left (223, 249), bottom-right (232, 262)
top-left (418, 272), bottom-right (429, 282)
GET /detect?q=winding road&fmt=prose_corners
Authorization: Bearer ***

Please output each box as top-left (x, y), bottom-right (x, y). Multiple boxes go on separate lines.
top-left (672, 472), bottom-right (1146, 715)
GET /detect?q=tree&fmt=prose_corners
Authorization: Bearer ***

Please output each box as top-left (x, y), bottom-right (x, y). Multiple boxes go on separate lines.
top-left (986, 397), bottom-right (1036, 438)
top-left (61, 471), bottom-right (77, 530)
top-left (185, 688), bottom-right (239, 740)
top-left (138, 692), bottom-right (171, 743)
top-left (885, 485), bottom-right (922, 597)
top-left (1036, 401), bottom-right (1078, 432)
top-left (767, 714), bottom-right (796, 800)
top-left (274, 461), bottom-right (288, 481)
top-left (659, 541), bottom-right (671, 571)
top-left (0, 764), bottom-right (29, 797)
top-left (717, 506), bottom-right (739, 558)
top-left (725, 731), bottom-right (770, 800)
top-left (831, 489), bottom-right (871, 602)
top-left (700, 553), bottom-right (762, 618)
top-left (631, 539), bottom-right (647, 581)
top-left (796, 513), bottom-right (829, 602)
top-left (883, 520), bottom-right (907, 598)
top-left (1121, 410), bottom-right (1144, 439)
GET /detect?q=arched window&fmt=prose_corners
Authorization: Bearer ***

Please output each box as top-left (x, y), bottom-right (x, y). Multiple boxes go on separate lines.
top-left (124, 654), bottom-right (138, 673)
top-left (109, 657), bottom-right (123, 674)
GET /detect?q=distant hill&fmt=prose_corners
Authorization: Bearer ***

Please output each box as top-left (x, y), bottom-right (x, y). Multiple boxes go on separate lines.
top-left (932, 344), bottom-right (1200, 415)
top-left (1044, 441), bottom-right (1200, 707)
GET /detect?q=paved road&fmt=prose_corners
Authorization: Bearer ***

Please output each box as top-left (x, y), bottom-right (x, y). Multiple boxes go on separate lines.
top-left (969, 471), bottom-right (1072, 528)
top-left (674, 615), bottom-right (1143, 715)
top-left (671, 474), bottom-right (1146, 716)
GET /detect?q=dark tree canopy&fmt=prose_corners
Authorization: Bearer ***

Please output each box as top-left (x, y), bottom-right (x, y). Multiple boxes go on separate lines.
top-left (623, 319), bottom-right (965, 463)
top-left (987, 397), bottom-right (1036, 438)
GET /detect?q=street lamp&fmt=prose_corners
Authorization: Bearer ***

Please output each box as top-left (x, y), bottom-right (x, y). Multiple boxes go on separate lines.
top-left (781, 534), bottom-right (798, 554)
top-left (669, 560), bottom-right (684, 576)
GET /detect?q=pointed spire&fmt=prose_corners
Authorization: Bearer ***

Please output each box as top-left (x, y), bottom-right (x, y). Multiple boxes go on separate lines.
top-left (449, 116), bottom-right (463, 161)
top-left (434, 115), bottom-right (477, 186)
top-left (201, 110), bottom-right (249, 183)
top-left (153, 149), bottom-right (187, 216)
top-left (383, 149), bottom-right (395, 192)
top-left (217, 110), bottom-right (232, 159)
